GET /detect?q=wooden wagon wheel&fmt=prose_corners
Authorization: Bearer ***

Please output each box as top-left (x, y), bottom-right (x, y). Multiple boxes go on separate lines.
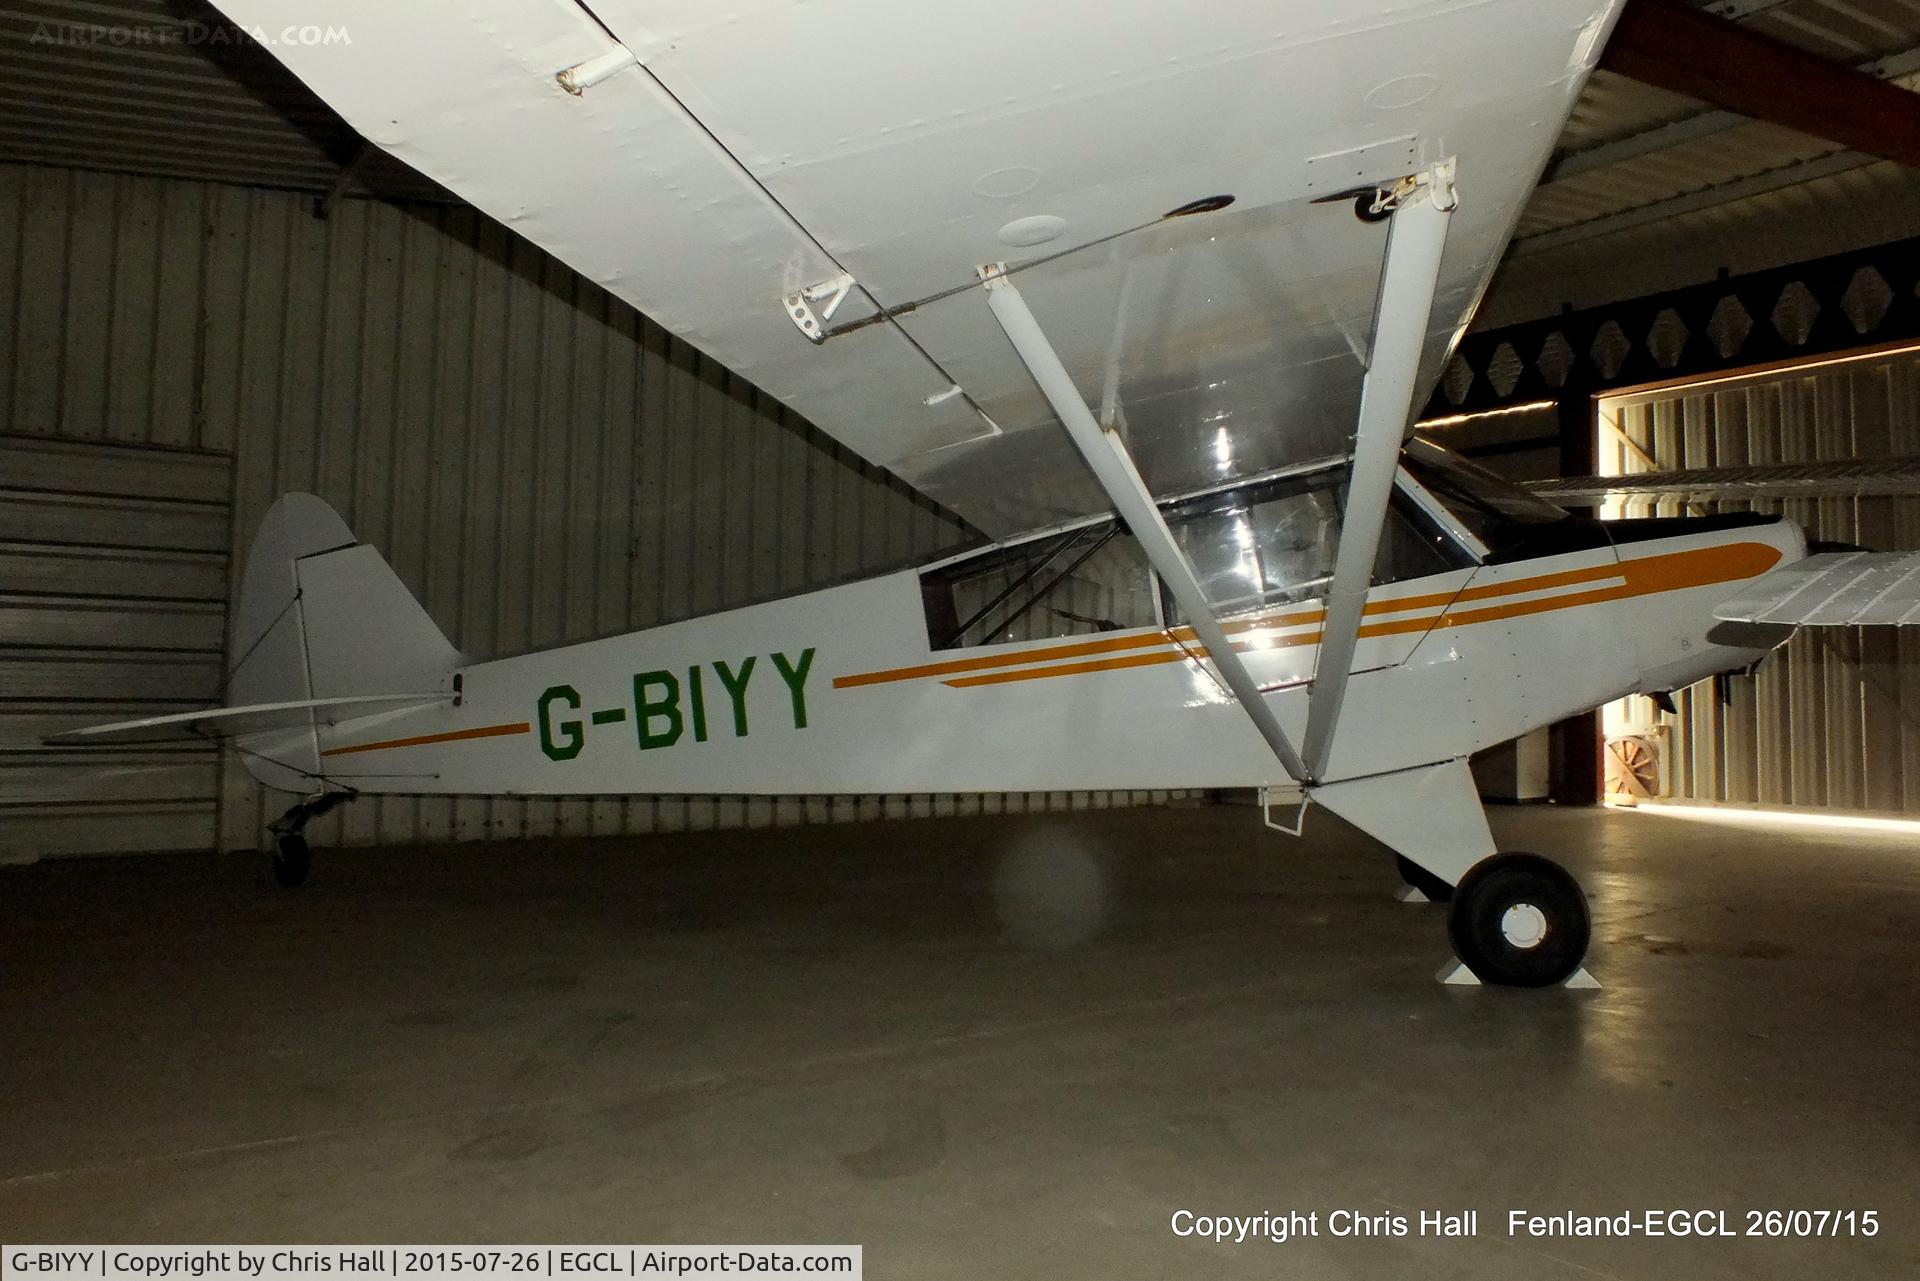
top-left (1605, 735), bottom-right (1659, 802)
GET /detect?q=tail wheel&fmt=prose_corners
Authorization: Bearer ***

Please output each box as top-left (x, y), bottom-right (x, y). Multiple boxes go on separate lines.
top-left (1446, 853), bottom-right (1589, 987)
top-left (1395, 855), bottom-right (1454, 903)
top-left (272, 833), bottom-right (312, 888)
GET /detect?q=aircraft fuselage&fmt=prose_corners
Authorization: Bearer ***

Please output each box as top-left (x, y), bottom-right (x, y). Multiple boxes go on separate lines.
top-left (283, 506), bottom-right (1804, 800)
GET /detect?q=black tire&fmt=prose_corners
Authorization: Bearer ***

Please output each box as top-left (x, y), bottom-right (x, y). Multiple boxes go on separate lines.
top-left (1395, 855), bottom-right (1454, 903)
top-left (1446, 852), bottom-right (1589, 987)
top-left (272, 833), bottom-right (311, 888)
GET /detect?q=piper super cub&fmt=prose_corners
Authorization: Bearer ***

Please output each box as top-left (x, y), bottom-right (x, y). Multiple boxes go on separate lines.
top-left (54, 0), bottom-right (1920, 985)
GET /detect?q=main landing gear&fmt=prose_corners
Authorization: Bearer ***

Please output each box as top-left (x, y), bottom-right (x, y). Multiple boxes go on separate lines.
top-left (265, 791), bottom-right (353, 888)
top-left (1309, 758), bottom-right (1598, 988)
top-left (1397, 851), bottom-right (1592, 987)
top-left (1445, 853), bottom-right (1590, 988)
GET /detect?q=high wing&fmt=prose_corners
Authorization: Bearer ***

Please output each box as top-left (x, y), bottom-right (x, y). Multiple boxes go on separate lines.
top-left (212, 0), bottom-right (1626, 535)
top-left (1713, 552), bottom-right (1920, 627)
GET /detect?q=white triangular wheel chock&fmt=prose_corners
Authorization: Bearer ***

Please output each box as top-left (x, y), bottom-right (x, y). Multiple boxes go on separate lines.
top-left (1436, 960), bottom-right (1601, 989)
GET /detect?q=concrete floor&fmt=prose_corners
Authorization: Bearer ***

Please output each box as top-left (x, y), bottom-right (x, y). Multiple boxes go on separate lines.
top-left (2, 801), bottom-right (1917, 1278)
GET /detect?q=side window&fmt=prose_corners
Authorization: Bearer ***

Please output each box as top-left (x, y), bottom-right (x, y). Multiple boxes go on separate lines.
top-left (921, 521), bottom-right (1158, 650)
top-left (1377, 495), bottom-right (1462, 584)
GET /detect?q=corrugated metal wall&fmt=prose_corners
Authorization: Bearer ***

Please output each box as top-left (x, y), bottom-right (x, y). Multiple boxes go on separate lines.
top-left (0, 162), bottom-right (1185, 858)
top-left (1601, 349), bottom-right (1920, 814)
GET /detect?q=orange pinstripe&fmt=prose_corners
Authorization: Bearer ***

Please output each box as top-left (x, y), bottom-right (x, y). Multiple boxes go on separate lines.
top-left (321, 721), bottom-right (531, 758)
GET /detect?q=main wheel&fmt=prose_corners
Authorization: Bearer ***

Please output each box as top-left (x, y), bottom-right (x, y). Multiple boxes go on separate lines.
top-left (272, 833), bottom-right (311, 888)
top-left (1395, 855), bottom-right (1454, 903)
top-left (1446, 852), bottom-right (1589, 987)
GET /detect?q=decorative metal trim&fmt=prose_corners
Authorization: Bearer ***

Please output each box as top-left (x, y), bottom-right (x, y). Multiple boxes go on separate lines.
top-left (1429, 236), bottom-right (1920, 417)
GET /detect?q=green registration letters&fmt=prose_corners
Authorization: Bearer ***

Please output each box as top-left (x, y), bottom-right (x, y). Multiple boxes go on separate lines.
top-left (537, 648), bottom-right (815, 762)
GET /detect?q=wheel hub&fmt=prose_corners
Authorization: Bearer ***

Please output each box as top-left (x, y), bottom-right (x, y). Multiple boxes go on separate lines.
top-left (1500, 902), bottom-right (1549, 950)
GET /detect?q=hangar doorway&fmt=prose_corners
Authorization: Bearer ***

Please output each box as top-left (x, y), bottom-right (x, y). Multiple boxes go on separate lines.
top-left (1594, 342), bottom-right (1920, 816)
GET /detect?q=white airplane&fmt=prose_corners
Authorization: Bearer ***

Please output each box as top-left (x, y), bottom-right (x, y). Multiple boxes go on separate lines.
top-left (51, 0), bottom-right (1920, 985)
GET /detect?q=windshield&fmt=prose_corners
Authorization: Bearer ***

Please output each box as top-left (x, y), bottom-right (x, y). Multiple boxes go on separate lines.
top-left (1159, 462), bottom-right (1461, 623)
top-left (1402, 438), bottom-right (1570, 554)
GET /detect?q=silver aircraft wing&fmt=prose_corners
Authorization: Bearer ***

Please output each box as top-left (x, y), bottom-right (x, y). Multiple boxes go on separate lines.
top-left (1713, 552), bottom-right (1920, 627)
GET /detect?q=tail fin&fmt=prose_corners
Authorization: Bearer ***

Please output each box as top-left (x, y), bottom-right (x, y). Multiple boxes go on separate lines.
top-left (231, 494), bottom-right (461, 789)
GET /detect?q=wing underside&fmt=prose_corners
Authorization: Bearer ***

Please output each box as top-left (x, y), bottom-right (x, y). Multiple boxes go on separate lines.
top-left (1713, 552), bottom-right (1920, 627)
top-left (210, 0), bottom-right (1628, 534)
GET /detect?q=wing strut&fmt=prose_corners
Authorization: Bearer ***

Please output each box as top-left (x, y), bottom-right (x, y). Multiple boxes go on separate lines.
top-left (979, 265), bottom-right (1309, 783)
top-left (1301, 161), bottom-right (1457, 781)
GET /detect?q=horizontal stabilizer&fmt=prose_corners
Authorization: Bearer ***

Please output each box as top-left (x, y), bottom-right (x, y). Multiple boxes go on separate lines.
top-left (46, 694), bottom-right (449, 747)
top-left (1713, 552), bottom-right (1920, 627)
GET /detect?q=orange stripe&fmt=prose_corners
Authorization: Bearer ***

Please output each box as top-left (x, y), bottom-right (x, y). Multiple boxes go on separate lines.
top-left (1624, 538), bottom-right (1781, 591)
top-left (926, 541), bottom-right (1782, 690)
top-left (1431, 557), bottom-right (1627, 607)
top-left (834, 629), bottom-right (1183, 688)
top-left (943, 649), bottom-right (1191, 687)
top-left (1242, 544), bottom-right (1779, 648)
top-left (1223, 605), bottom-right (1325, 634)
top-left (946, 624), bottom-right (1353, 685)
top-left (1429, 584), bottom-right (1635, 631)
top-left (321, 721), bottom-right (530, 758)
top-left (835, 606), bottom-right (1331, 689)
top-left (839, 565), bottom-right (1659, 690)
